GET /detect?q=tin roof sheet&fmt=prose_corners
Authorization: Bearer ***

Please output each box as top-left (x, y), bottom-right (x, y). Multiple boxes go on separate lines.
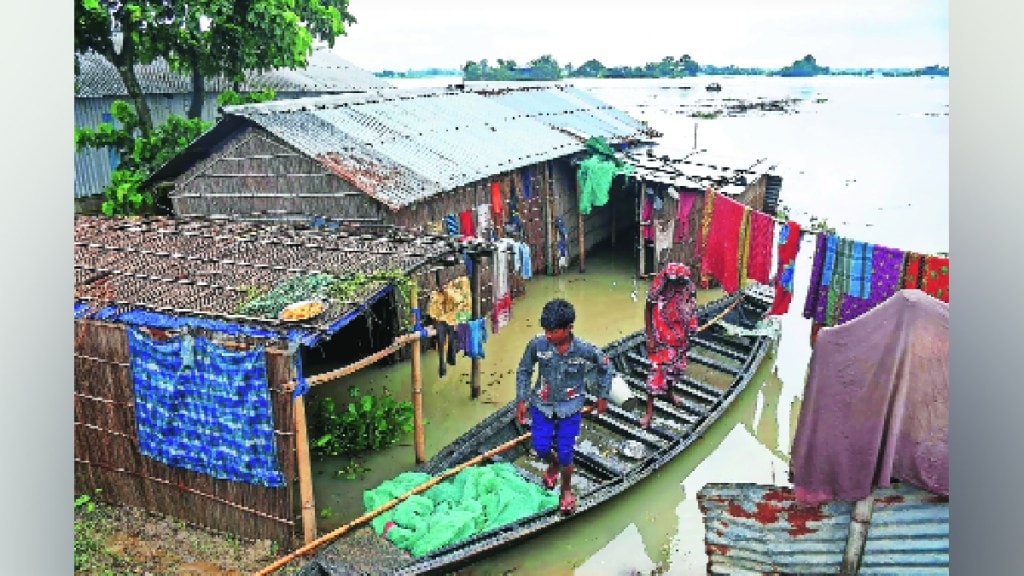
top-left (75, 47), bottom-right (395, 98)
top-left (698, 483), bottom-right (949, 575)
top-left (621, 148), bottom-right (772, 195)
top-left (477, 85), bottom-right (657, 143)
top-left (219, 90), bottom-right (586, 209)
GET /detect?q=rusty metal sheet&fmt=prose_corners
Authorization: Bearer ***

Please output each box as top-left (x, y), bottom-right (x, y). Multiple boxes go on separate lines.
top-left (697, 483), bottom-right (950, 575)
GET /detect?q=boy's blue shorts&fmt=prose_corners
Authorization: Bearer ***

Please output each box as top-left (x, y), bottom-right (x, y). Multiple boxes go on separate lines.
top-left (529, 406), bottom-right (582, 466)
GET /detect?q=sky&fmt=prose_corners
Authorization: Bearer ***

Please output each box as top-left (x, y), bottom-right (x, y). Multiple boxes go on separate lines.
top-left (329, 0), bottom-right (949, 72)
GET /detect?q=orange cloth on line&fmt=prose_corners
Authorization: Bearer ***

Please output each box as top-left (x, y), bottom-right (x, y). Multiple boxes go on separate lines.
top-left (921, 256), bottom-right (950, 302)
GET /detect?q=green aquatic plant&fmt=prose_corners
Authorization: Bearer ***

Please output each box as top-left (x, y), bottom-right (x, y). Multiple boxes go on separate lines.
top-left (308, 391), bottom-right (414, 458)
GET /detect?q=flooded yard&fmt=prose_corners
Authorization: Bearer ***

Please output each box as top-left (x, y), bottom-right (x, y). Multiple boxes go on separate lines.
top-left (304, 243), bottom-right (793, 574)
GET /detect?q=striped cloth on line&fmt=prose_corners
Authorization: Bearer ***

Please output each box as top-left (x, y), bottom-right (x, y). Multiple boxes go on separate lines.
top-left (126, 328), bottom-right (286, 487)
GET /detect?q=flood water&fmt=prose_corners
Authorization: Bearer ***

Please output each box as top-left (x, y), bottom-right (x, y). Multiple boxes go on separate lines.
top-left (307, 76), bottom-right (949, 574)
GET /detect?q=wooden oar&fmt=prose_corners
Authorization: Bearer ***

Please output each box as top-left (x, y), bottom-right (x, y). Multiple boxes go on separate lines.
top-left (255, 405), bottom-right (593, 575)
top-left (696, 293), bottom-right (745, 333)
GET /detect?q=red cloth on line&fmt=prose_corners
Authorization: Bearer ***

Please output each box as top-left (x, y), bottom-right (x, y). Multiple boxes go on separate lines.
top-left (700, 193), bottom-right (747, 293)
top-left (902, 252), bottom-right (925, 289)
top-left (490, 181), bottom-right (503, 217)
top-left (673, 189), bottom-right (701, 243)
top-left (746, 210), bottom-right (775, 284)
top-left (921, 256), bottom-right (950, 303)
top-left (458, 209), bottom-right (475, 236)
top-left (767, 221), bottom-right (802, 316)
top-left (792, 290), bottom-right (949, 504)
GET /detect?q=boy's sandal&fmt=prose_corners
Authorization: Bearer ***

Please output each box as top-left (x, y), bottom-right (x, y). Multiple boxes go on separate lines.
top-left (559, 492), bottom-right (577, 514)
top-left (543, 468), bottom-right (559, 490)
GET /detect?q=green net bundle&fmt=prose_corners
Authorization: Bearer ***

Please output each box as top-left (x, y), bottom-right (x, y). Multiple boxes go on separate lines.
top-left (364, 463), bottom-right (558, 557)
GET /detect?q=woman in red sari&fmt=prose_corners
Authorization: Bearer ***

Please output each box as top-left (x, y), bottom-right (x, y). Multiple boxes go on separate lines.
top-left (641, 263), bottom-right (698, 428)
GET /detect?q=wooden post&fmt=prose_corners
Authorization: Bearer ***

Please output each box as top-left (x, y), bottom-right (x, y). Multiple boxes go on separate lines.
top-left (840, 495), bottom-right (875, 576)
top-left (543, 162), bottom-right (554, 276)
top-left (638, 178), bottom-right (646, 278)
top-left (409, 280), bottom-right (425, 464)
top-left (577, 172), bottom-right (586, 273)
top-left (469, 253), bottom-right (482, 399)
top-left (293, 391), bottom-right (316, 545)
top-left (611, 198), bottom-right (617, 248)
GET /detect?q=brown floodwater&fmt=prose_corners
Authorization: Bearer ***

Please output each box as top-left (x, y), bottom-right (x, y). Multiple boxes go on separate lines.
top-left (305, 244), bottom-right (799, 575)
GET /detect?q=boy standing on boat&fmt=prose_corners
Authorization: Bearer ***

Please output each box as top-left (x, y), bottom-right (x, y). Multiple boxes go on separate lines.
top-left (516, 298), bottom-right (612, 514)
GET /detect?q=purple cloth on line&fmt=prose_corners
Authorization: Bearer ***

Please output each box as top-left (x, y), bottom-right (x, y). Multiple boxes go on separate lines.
top-left (838, 245), bottom-right (905, 324)
top-left (792, 290), bottom-right (949, 504)
top-left (802, 233), bottom-right (828, 320)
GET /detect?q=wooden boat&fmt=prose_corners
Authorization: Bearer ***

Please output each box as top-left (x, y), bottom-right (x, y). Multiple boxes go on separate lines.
top-left (706, 82), bottom-right (723, 92)
top-left (296, 285), bottom-right (777, 575)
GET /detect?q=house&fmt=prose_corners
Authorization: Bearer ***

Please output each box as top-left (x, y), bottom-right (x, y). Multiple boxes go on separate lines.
top-left (144, 83), bottom-right (659, 315)
top-left (74, 46), bottom-right (396, 205)
top-left (73, 214), bottom-right (473, 547)
top-left (621, 148), bottom-right (782, 278)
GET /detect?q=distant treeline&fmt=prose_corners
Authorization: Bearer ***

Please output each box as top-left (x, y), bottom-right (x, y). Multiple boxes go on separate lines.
top-left (452, 54), bottom-right (949, 80)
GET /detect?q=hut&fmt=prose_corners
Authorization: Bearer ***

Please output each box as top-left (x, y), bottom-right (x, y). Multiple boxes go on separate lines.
top-left (73, 214), bottom-right (496, 548)
top-left (75, 45), bottom-right (395, 206)
top-left (619, 148), bottom-right (782, 279)
top-left (143, 84), bottom-right (659, 322)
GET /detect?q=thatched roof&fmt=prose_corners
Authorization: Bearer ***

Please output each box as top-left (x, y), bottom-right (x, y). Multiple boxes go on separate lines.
top-left (74, 216), bottom-right (461, 344)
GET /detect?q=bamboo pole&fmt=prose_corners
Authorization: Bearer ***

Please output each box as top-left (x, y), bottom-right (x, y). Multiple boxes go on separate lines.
top-left (282, 328), bottom-right (435, 392)
top-left (254, 405), bottom-right (594, 575)
top-left (469, 253), bottom-right (482, 399)
top-left (409, 281), bottom-right (425, 464)
top-left (254, 430), bottom-right (532, 576)
top-left (293, 389), bottom-right (316, 545)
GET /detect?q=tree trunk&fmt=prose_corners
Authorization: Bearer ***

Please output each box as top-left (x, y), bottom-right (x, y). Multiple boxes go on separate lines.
top-left (108, 19), bottom-right (153, 137)
top-left (188, 54), bottom-right (205, 120)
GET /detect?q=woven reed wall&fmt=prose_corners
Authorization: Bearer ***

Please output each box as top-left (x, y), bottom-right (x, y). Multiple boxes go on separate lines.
top-left (73, 319), bottom-right (298, 547)
top-left (172, 127), bottom-right (385, 221)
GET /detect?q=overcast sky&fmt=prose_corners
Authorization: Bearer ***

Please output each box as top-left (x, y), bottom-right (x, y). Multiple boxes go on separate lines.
top-left (329, 0), bottom-right (948, 72)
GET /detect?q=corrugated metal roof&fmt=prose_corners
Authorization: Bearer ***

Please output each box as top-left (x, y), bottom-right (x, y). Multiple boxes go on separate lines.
top-left (73, 216), bottom-right (456, 343)
top-left (75, 47), bottom-right (395, 98)
top-left (478, 85), bottom-right (658, 143)
top-left (622, 148), bottom-right (772, 195)
top-left (698, 483), bottom-right (950, 575)
top-left (218, 90), bottom-right (587, 209)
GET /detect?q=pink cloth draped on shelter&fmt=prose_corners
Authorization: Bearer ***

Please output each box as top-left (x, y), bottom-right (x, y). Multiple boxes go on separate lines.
top-left (700, 193), bottom-right (746, 293)
top-left (673, 189), bottom-right (701, 243)
top-left (791, 289), bottom-right (949, 504)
